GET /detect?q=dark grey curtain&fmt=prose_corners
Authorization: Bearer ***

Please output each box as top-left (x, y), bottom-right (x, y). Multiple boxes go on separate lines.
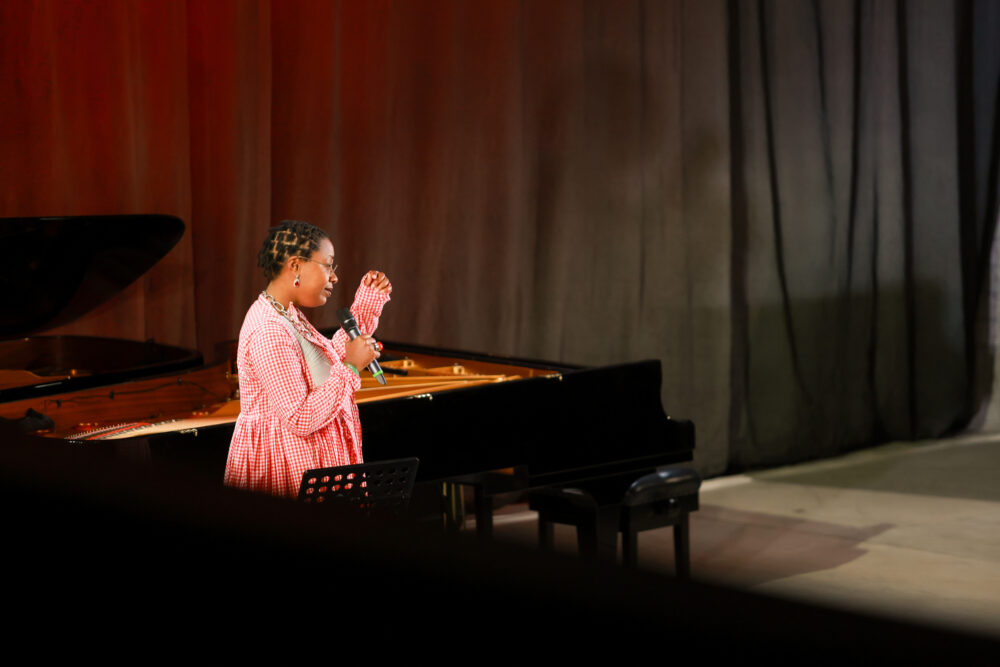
top-left (729, 0), bottom-right (1000, 469)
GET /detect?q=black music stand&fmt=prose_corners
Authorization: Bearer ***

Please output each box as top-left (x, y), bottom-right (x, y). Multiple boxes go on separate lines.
top-left (297, 458), bottom-right (419, 517)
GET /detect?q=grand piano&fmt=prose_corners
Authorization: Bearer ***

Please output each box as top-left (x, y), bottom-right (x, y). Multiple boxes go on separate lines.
top-left (0, 215), bottom-right (694, 515)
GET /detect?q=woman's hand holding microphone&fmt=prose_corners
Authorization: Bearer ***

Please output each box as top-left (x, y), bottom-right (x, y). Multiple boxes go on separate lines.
top-left (345, 333), bottom-right (381, 374)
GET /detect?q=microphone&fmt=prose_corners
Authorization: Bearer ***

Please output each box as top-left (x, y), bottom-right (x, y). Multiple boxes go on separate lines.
top-left (337, 307), bottom-right (387, 385)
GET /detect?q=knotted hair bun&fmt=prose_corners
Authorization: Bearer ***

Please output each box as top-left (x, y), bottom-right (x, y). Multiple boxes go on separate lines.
top-left (257, 220), bottom-right (329, 281)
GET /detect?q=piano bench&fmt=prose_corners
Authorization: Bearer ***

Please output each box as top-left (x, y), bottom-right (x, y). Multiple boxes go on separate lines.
top-left (529, 467), bottom-right (701, 577)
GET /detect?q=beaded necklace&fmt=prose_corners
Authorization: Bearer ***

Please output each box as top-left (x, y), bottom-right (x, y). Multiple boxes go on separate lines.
top-left (261, 291), bottom-right (315, 341)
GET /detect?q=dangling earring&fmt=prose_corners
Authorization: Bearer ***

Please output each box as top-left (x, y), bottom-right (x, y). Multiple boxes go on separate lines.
top-left (294, 274), bottom-right (301, 287)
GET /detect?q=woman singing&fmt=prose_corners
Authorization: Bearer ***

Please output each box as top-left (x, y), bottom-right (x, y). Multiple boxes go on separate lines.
top-left (224, 220), bottom-right (391, 498)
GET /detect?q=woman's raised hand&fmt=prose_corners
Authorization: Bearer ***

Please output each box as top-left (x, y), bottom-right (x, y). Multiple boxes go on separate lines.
top-left (361, 270), bottom-right (391, 294)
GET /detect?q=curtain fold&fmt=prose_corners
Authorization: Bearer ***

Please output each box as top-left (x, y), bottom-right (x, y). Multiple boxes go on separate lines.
top-left (730, 0), bottom-right (1000, 468)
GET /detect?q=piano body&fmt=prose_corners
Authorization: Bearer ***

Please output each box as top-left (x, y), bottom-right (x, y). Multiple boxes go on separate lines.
top-left (0, 215), bottom-right (693, 495)
top-left (0, 341), bottom-right (693, 487)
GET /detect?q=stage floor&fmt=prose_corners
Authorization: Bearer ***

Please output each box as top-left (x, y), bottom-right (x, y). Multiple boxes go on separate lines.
top-left (481, 432), bottom-right (1000, 638)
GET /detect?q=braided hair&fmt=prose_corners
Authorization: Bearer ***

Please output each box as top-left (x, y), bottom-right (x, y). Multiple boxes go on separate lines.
top-left (257, 220), bottom-right (329, 281)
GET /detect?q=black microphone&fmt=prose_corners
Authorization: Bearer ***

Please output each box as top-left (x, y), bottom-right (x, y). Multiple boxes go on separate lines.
top-left (337, 307), bottom-right (387, 385)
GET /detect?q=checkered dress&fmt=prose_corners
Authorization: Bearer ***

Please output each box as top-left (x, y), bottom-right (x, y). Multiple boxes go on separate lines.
top-left (223, 283), bottom-right (390, 498)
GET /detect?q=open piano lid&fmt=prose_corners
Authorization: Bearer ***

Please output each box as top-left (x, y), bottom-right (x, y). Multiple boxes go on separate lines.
top-left (0, 214), bottom-right (185, 337)
top-left (0, 214), bottom-right (201, 402)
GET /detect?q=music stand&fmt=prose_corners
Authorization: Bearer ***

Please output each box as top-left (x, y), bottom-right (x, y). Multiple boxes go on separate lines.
top-left (297, 457), bottom-right (419, 517)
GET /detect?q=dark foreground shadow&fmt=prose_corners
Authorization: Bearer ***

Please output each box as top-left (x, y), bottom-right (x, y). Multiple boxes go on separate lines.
top-left (0, 425), bottom-right (995, 660)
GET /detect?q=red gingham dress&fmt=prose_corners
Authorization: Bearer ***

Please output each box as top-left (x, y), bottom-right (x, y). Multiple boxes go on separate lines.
top-left (223, 283), bottom-right (390, 498)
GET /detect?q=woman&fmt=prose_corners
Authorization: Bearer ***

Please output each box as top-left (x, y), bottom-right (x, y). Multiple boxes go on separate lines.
top-left (224, 220), bottom-right (391, 498)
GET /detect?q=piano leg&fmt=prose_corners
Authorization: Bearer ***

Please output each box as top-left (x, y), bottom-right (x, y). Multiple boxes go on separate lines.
top-left (441, 482), bottom-right (466, 533)
top-left (442, 468), bottom-right (527, 539)
top-left (439, 481), bottom-right (497, 538)
top-left (438, 481), bottom-right (498, 538)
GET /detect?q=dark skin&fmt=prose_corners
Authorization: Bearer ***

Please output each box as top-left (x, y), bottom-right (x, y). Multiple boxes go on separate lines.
top-left (265, 237), bottom-right (391, 371)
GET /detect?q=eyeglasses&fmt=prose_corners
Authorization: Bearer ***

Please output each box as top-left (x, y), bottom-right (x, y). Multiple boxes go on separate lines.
top-left (298, 257), bottom-right (338, 275)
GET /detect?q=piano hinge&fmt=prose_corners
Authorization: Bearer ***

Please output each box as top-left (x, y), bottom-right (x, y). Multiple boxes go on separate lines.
top-left (179, 428), bottom-right (199, 436)
top-left (410, 393), bottom-right (433, 401)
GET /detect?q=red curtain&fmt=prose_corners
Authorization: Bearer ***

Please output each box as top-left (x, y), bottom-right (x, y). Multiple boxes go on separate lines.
top-left (1, 0), bottom-right (732, 473)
